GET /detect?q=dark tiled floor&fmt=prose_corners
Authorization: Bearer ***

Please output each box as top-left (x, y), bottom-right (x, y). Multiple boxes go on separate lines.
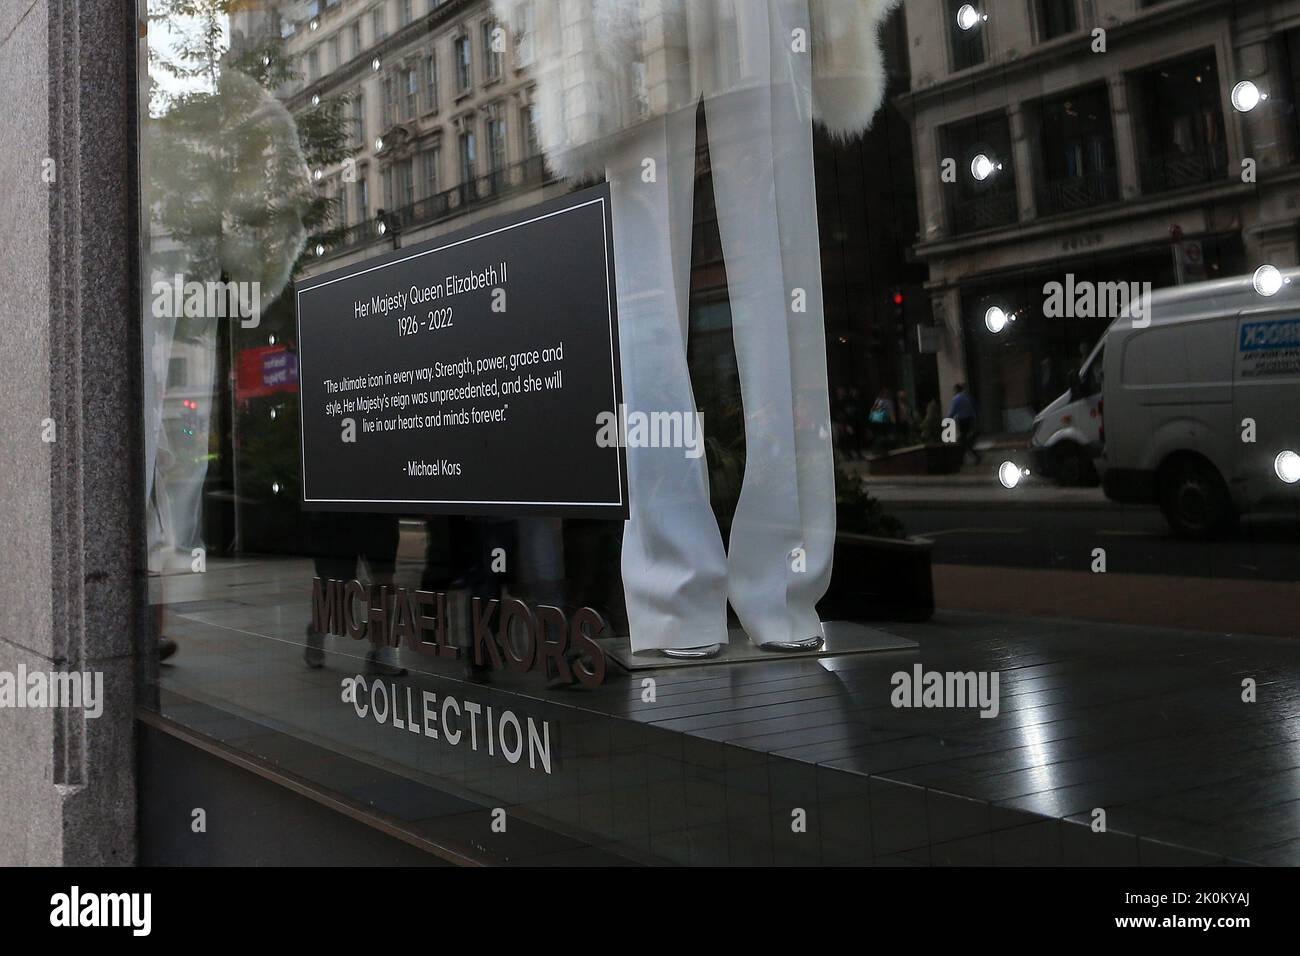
top-left (152, 557), bottom-right (1300, 865)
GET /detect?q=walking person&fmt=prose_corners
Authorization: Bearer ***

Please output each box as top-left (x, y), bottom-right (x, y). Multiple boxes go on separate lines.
top-left (948, 383), bottom-right (982, 465)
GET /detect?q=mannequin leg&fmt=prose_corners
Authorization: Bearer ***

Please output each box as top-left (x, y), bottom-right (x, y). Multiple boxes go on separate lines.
top-left (608, 107), bottom-right (730, 653)
top-left (769, 0), bottom-right (837, 635)
top-left (705, 0), bottom-right (835, 645)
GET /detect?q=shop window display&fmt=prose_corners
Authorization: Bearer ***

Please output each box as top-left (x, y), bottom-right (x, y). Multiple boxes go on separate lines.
top-left (134, 0), bottom-right (1300, 869)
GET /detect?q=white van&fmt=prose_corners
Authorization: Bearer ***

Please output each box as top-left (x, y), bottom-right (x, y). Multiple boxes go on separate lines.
top-left (1100, 269), bottom-right (1300, 537)
top-left (1030, 339), bottom-right (1105, 486)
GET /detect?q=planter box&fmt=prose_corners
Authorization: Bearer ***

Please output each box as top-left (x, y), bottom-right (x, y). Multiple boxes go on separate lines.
top-left (818, 532), bottom-right (934, 622)
top-left (866, 442), bottom-right (963, 476)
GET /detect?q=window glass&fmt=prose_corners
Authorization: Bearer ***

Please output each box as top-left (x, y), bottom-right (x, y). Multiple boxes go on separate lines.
top-left (138, 0), bottom-right (1300, 867)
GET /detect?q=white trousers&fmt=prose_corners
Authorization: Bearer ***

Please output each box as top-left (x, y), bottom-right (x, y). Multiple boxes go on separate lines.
top-left (609, 0), bottom-right (836, 652)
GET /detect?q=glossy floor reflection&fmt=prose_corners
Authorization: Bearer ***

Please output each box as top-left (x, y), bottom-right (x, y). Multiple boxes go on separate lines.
top-left (151, 556), bottom-right (1300, 865)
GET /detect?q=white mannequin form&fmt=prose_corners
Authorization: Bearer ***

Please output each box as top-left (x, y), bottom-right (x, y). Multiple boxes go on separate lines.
top-left (609, 1), bottom-right (837, 654)
top-left (499, 0), bottom-right (899, 654)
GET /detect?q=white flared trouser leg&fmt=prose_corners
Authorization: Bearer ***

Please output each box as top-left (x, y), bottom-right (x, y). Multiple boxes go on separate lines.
top-left (608, 109), bottom-right (731, 653)
top-left (707, 0), bottom-right (836, 646)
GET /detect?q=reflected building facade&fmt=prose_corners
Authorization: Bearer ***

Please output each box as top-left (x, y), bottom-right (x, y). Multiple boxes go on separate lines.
top-left (900, 0), bottom-right (1300, 431)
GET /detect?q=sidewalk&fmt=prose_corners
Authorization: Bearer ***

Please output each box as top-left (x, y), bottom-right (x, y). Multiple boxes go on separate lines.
top-left (844, 451), bottom-right (1119, 509)
top-left (933, 563), bottom-right (1298, 639)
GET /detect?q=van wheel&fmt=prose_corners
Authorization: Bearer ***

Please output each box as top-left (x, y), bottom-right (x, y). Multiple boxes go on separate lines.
top-left (1054, 444), bottom-right (1098, 487)
top-left (1159, 458), bottom-right (1234, 538)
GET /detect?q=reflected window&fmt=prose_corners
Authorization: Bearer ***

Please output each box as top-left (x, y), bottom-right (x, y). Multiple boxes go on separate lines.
top-left (483, 19), bottom-right (503, 81)
top-left (947, 0), bottom-right (986, 70)
top-left (405, 67), bottom-right (419, 119)
top-left (513, 1), bottom-right (535, 67)
top-left (1036, 0), bottom-right (1077, 41)
top-left (423, 53), bottom-right (438, 113)
top-left (487, 113), bottom-right (506, 172)
top-left (940, 111), bottom-right (1018, 234)
top-left (521, 101), bottom-right (539, 157)
top-left (455, 33), bottom-right (472, 92)
top-left (350, 89), bottom-right (365, 148)
top-left (1134, 52), bottom-right (1227, 193)
top-left (459, 127), bottom-right (476, 183)
top-left (382, 73), bottom-right (397, 126)
top-left (1034, 85), bottom-right (1118, 214)
top-left (422, 147), bottom-right (440, 197)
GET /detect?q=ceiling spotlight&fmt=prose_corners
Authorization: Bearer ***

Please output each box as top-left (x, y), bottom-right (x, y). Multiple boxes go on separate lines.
top-left (985, 306), bottom-right (1009, 333)
top-left (971, 153), bottom-right (1001, 181)
top-left (1231, 80), bottom-right (1266, 113)
top-left (268, 334), bottom-right (276, 345)
top-left (998, 461), bottom-right (1027, 489)
top-left (1275, 450), bottom-right (1300, 484)
top-left (1253, 264), bottom-right (1284, 297)
top-left (271, 481), bottom-right (282, 494)
top-left (270, 408), bottom-right (278, 420)
top-left (956, 4), bottom-right (984, 31)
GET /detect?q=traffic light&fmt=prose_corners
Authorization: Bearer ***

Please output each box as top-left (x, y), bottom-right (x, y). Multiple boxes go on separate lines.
top-left (181, 399), bottom-right (200, 439)
top-left (891, 288), bottom-right (908, 353)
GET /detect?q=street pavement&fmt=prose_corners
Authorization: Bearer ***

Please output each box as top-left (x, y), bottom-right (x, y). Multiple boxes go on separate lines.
top-left (846, 460), bottom-right (1299, 639)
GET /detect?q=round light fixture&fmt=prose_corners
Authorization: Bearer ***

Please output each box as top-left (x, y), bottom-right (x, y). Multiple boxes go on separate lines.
top-left (985, 306), bottom-right (1009, 333)
top-left (1275, 450), bottom-right (1300, 484)
top-left (971, 153), bottom-right (1000, 181)
top-left (377, 220), bottom-right (387, 236)
top-left (956, 4), bottom-right (982, 31)
top-left (1253, 264), bottom-right (1284, 297)
top-left (998, 461), bottom-right (1026, 489)
top-left (374, 136), bottom-right (384, 151)
top-left (1231, 80), bottom-right (1265, 113)
top-left (311, 94), bottom-right (320, 107)
top-left (372, 56), bottom-right (381, 72)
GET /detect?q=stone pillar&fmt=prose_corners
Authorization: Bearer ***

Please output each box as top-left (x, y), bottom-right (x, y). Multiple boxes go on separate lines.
top-left (0, 0), bottom-right (142, 865)
top-left (1008, 103), bottom-right (1037, 223)
top-left (931, 284), bottom-right (966, 400)
top-left (1107, 73), bottom-right (1141, 201)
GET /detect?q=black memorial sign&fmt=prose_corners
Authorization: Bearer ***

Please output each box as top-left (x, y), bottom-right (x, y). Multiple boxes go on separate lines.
top-left (295, 185), bottom-right (626, 517)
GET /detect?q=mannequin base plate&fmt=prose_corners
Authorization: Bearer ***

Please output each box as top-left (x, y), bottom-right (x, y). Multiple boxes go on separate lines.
top-left (603, 621), bottom-right (917, 671)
